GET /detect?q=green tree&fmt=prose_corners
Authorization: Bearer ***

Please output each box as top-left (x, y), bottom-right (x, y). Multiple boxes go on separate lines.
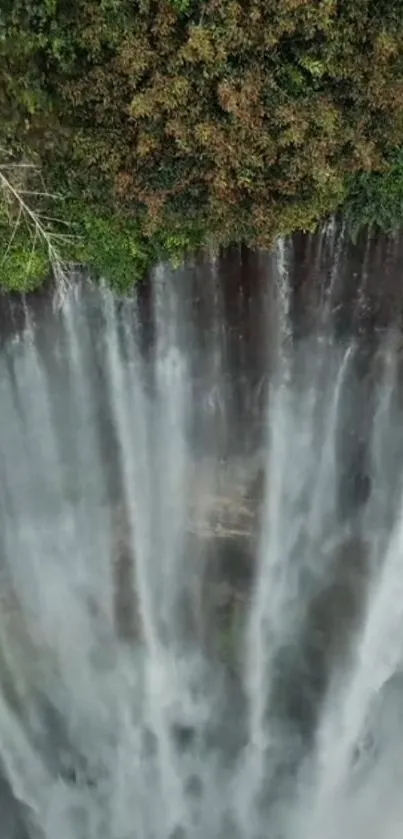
top-left (1, 0), bottom-right (403, 289)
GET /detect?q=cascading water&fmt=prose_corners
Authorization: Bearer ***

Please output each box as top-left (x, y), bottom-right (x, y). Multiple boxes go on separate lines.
top-left (0, 242), bottom-right (403, 839)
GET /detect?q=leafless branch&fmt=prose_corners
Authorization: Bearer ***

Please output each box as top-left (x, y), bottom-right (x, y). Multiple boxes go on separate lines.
top-left (0, 203), bottom-right (23, 267)
top-left (0, 164), bottom-right (73, 298)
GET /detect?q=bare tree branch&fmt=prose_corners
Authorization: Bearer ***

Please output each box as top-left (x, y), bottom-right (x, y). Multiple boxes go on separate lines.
top-left (0, 163), bottom-right (73, 299)
top-left (0, 203), bottom-right (23, 268)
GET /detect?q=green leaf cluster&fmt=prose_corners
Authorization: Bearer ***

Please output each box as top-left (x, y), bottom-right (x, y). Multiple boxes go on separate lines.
top-left (1, 0), bottom-right (403, 289)
top-left (344, 149), bottom-right (403, 240)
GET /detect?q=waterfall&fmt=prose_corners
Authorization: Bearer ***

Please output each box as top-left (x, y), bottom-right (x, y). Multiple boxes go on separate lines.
top-left (0, 244), bottom-right (403, 839)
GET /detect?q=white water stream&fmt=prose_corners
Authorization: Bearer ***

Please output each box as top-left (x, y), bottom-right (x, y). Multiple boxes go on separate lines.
top-left (0, 245), bottom-right (402, 839)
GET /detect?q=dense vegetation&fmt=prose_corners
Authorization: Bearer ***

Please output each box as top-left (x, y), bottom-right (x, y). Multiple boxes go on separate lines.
top-left (2, 0), bottom-right (403, 290)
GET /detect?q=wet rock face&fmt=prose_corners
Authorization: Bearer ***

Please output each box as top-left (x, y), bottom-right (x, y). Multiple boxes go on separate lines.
top-left (107, 440), bottom-right (373, 718)
top-left (108, 458), bottom-right (264, 644)
top-left (112, 549), bottom-right (138, 641)
top-left (0, 772), bottom-right (32, 839)
top-left (352, 671), bottom-right (403, 774)
top-left (338, 441), bottom-right (372, 521)
top-left (204, 535), bottom-right (255, 597)
top-left (335, 337), bottom-right (377, 524)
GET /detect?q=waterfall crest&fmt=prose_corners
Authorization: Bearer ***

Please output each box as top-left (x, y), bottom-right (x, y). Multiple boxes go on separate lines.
top-left (1, 241), bottom-right (403, 839)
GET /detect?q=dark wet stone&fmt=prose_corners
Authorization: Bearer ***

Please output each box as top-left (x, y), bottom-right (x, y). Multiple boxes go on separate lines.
top-left (338, 443), bottom-right (372, 520)
top-left (170, 722), bottom-right (196, 751)
top-left (0, 772), bottom-right (33, 839)
top-left (168, 824), bottom-right (186, 839)
top-left (60, 759), bottom-right (98, 788)
top-left (141, 726), bottom-right (158, 758)
top-left (185, 773), bottom-right (203, 798)
top-left (353, 669), bottom-right (403, 781)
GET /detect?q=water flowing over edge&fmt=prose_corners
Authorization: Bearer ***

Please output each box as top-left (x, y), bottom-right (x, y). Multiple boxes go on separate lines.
top-left (0, 237), bottom-right (403, 839)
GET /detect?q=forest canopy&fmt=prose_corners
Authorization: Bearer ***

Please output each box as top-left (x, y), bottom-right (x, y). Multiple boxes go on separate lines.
top-left (1, 0), bottom-right (403, 290)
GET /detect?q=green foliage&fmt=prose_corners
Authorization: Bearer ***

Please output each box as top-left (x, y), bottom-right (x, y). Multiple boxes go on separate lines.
top-left (168, 0), bottom-right (194, 14)
top-left (0, 175), bottom-right (205, 292)
top-left (0, 230), bottom-right (48, 292)
top-left (343, 149), bottom-right (403, 240)
top-left (2, 0), bottom-right (403, 290)
top-left (64, 207), bottom-right (151, 290)
top-left (62, 202), bottom-right (205, 291)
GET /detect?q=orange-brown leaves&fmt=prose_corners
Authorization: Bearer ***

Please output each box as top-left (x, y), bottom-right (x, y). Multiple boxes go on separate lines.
top-left (4, 0), bottom-right (403, 250)
top-left (115, 171), bottom-right (135, 197)
top-left (116, 35), bottom-right (154, 82)
top-left (130, 75), bottom-right (191, 119)
top-left (180, 26), bottom-right (217, 64)
top-left (217, 73), bottom-right (265, 123)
